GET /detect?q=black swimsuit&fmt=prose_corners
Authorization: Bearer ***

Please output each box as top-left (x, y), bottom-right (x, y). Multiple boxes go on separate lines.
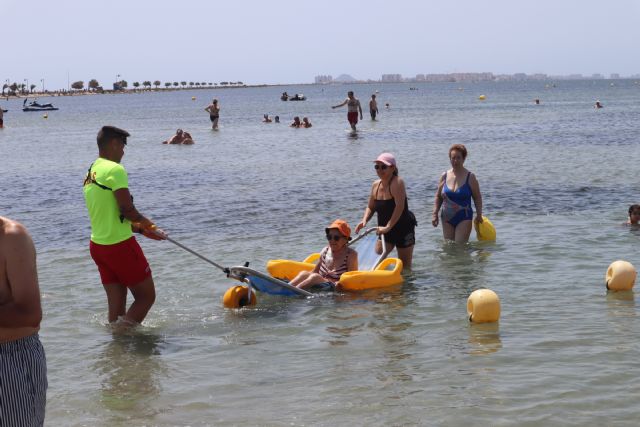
top-left (373, 177), bottom-right (416, 248)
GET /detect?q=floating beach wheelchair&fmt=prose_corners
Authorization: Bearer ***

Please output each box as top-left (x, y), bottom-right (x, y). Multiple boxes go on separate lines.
top-left (224, 228), bottom-right (404, 307)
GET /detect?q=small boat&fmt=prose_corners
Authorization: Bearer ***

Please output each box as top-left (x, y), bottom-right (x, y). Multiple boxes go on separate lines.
top-left (22, 99), bottom-right (58, 112)
top-left (289, 94), bottom-right (306, 101)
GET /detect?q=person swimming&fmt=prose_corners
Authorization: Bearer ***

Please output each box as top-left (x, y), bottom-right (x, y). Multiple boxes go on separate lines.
top-left (163, 129), bottom-right (194, 145)
top-left (595, 100), bottom-right (603, 109)
top-left (263, 114), bottom-right (272, 123)
top-left (626, 204), bottom-right (640, 226)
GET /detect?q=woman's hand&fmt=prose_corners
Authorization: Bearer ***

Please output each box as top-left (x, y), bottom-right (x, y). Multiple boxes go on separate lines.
top-left (355, 221), bottom-right (366, 234)
top-left (377, 225), bottom-right (391, 235)
top-left (432, 212), bottom-right (439, 227)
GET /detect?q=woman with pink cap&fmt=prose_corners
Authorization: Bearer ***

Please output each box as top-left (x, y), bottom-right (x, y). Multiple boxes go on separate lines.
top-left (355, 153), bottom-right (417, 269)
top-left (289, 219), bottom-right (358, 290)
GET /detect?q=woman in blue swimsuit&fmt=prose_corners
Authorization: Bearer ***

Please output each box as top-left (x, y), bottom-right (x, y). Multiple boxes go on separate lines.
top-left (432, 144), bottom-right (483, 243)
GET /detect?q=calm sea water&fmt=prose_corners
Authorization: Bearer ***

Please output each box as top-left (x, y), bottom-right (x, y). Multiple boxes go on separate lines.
top-left (1, 80), bottom-right (640, 426)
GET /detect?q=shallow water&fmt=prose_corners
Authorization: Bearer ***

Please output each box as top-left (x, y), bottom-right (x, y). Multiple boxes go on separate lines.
top-left (1, 80), bottom-right (640, 426)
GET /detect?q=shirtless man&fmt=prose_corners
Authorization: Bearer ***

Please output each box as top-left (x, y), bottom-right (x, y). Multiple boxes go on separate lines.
top-left (204, 99), bottom-right (220, 129)
top-left (163, 129), bottom-right (194, 145)
top-left (0, 217), bottom-right (47, 425)
top-left (369, 94), bottom-right (379, 120)
top-left (332, 91), bottom-right (363, 132)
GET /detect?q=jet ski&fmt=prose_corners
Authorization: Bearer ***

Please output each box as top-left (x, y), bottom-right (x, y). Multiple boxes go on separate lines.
top-left (22, 99), bottom-right (58, 111)
top-left (289, 94), bottom-right (306, 101)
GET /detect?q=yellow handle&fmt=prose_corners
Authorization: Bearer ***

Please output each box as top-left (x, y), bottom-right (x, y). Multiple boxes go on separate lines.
top-left (376, 257), bottom-right (403, 272)
top-left (303, 253), bottom-right (321, 264)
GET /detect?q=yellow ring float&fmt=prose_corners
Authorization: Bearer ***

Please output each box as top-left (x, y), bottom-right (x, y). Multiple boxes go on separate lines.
top-left (223, 285), bottom-right (257, 308)
top-left (467, 289), bottom-right (500, 323)
top-left (605, 260), bottom-right (637, 291)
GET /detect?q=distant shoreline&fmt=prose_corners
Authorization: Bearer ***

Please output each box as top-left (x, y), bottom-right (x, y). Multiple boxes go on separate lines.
top-left (0, 84), bottom-right (276, 101)
top-left (3, 78), bottom-right (638, 102)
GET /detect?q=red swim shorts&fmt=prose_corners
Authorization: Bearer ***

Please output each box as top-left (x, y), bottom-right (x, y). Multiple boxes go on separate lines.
top-left (347, 111), bottom-right (359, 125)
top-left (90, 236), bottom-right (151, 287)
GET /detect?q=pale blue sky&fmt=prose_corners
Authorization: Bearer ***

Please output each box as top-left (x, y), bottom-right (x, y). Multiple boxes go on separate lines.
top-left (3, 0), bottom-right (639, 89)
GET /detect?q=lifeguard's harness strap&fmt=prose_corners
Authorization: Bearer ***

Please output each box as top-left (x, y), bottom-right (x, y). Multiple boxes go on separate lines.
top-left (84, 162), bottom-right (131, 223)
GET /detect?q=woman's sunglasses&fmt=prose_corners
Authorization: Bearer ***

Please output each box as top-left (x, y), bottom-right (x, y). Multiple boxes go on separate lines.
top-left (326, 233), bottom-right (343, 241)
top-left (374, 164), bottom-right (388, 170)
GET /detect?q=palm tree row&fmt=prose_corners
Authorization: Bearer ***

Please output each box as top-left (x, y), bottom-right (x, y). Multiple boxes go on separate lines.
top-left (2, 79), bottom-right (246, 95)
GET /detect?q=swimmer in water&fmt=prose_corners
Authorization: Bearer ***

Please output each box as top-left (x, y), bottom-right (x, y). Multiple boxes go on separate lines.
top-left (626, 204), bottom-right (640, 226)
top-left (594, 100), bottom-right (603, 109)
top-left (302, 117), bottom-right (312, 128)
top-left (163, 129), bottom-right (194, 145)
top-left (263, 114), bottom-right (272, 123)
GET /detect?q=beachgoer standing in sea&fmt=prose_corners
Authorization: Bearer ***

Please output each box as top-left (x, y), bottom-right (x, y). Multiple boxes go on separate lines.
top-left (205, 99), bottom-right (220, 130)
top-left (332, 91), bottom-right (363, 132)
top-left (369, 94), bottom-right (379, 120)
top-left (0, 216), bottom-right (48, 425)
top-left (83, 126), bottom-right (167, 327)
top-left (0, 105), bottom-right (4, 128)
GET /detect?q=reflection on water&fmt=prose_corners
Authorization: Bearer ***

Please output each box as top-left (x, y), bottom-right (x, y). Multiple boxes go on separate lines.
top-left (92, 330), bottom-right (166, 424)
top-left (605, 290), bottom-right (636, 317)
top-left (467, 322), bottom-right (502, 355)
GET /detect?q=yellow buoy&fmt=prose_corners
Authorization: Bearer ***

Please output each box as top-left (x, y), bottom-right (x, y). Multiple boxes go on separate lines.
top-left (478, 95), bottom-right (486, 100)
top-left (474, 216), bottom-right (496, 241)
top-left (43, 114), bottom-right (48, 119)
top-left (467, 289), bottom-right (500, 323)
top-left (223, 285), bottom-right (257, 308)
top-left (605, 260), bottom-right (637, 291)
top-left (191, 96), bottom-right (196, 101)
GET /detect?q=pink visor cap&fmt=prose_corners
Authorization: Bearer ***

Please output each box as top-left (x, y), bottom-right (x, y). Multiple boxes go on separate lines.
top-left (374, 152), bottom-right (396, 167)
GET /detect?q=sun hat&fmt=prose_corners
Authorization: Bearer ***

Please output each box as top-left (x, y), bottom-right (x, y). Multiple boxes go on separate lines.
top-left (325, 219), bottom-right (352, 241)
top-left (374, 152), bottom-right (396, 167)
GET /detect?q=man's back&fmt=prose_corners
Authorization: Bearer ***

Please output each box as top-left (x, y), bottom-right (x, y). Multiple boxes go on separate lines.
top-left (0, 218), bottom-right (41, 342)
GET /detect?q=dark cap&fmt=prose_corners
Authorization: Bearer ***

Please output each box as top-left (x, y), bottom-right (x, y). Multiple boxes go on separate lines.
top-left (97, 125), bottom-right (130, 146)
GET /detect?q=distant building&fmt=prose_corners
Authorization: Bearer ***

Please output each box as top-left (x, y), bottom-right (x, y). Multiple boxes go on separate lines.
top-left (415, 74), bottom-right (426, 81)
top-left (610, 73), bottom-right (620, 79)
top-left (315, 75), bottom-right (333, 84)
top-left (592, 73), bottom-right (604, 79)
top-left (381, 74), bottom-right (403, 82)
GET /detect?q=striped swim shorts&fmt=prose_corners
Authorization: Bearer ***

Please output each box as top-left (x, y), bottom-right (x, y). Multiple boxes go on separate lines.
top-left (0, 334), bottom-right (47, 426)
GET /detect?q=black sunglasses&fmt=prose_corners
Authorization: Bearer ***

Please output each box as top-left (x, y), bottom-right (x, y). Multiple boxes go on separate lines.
top-left (374, 164), bottom-right (388, 170)
top-left (326, 234), bottom-right (343, 241)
